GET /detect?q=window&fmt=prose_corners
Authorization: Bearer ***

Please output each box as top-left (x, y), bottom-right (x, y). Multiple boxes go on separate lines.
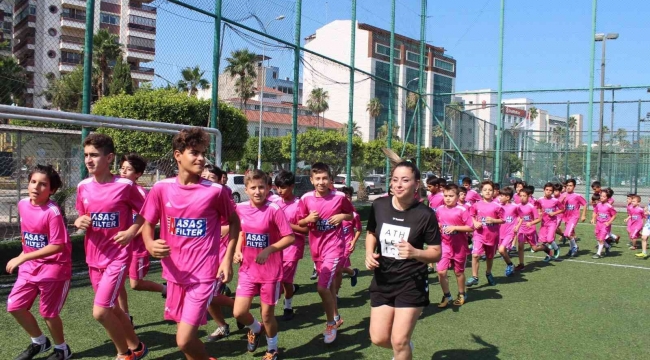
top-left (101, 13), bottom-right (120, 26)
top-left (434, 59), bottom-right (454, 72)
top-left (48, 28), bottom-right (57, 36)
top-left (272, 72), bottom-right (278, 79)
top-left (406, 51), bottom-right (422, 63)
top-left (49, 5), bottom-right (58, 14)
top-left (128, 35), bottom-right (155, 50)
top-left (47, 50), bottom-right (57, 59)
top-left (15, 5), bottom-right (36, 24)
top-left (254, 129), bottom-right (259, 137)
top-left (263, 127), bottom-right (271, 136)
top-left (61, 51), bottom-right (81, 64)
top-left (375, 43), bottom-right (400, 59)
top-left (272, 128), bottom-right (279, 136)
top-left (61, 7), bottom-right (85, 20)
top-left (233, 176), bottom-right (244, 185)
top-left (129, 15), bottom-right (156, 28)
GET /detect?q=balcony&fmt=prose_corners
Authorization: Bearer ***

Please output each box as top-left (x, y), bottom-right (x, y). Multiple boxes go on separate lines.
top-left (60, 14), bottom-right (86, 30)
top-left (61, 0), bottom-right (88, 9)
top-left (127, 22), bottom-right (156, 34)
top-left (129, 2), bottom-right (157, 13)
top-left (130, 65), bottom-right (154, 81)
top-left (126, 44), bottom-right (155, 61)
top-left (26, 81), bottom-right (34, 94)
top-left (59, 60), bottom-right (81, 73)
top-left (60, 35), bottom-right (84, 51)
top-left (14, 0), bottom-right (29, 12)
top-left (13, 36), bottom-right (34, 54)
top-left (20, 58), bottom-right (34, 71)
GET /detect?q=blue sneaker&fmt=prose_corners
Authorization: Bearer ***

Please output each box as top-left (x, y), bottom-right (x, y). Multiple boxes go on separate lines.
top-left (543, 255), bottom-right (552, 262)
top-left (486, 273), bottom-right (496, 285)
top-left (505, 264), bottom-right (514, 277)
top-left (466, 277), bottom-right (479, 287)
top-left (553, 247), bottom-right (561, 260)
top-left (570, 247), bottom-right (579, 257)
top-left (350, 268), bottom-right (359, 287)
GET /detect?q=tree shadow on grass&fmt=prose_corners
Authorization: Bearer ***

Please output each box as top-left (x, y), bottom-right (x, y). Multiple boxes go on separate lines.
top-left (431, 334), bottom-right (499, 360)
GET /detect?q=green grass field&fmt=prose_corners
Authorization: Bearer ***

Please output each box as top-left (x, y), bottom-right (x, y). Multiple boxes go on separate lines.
top-left (2, 221), bottom-right (650, 360)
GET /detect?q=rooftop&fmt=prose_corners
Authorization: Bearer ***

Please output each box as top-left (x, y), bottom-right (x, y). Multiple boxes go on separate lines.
top-left (240, 109), bottom-right (343, 129)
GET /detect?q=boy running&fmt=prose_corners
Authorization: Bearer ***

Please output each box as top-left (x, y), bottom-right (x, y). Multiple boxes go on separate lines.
top-left (338, 187), bottom-right (362, 291)
top-left (591, 188), bottom-right (617, 259)
top-left (426, 177), bottom-right (444, 209)
top-left (535, 182), bottom-right (564, 261)
top-left (636, 199), bottom-right (650, 259)
top-left (513, 180), bottom-right (526, 204)
top-left (232, 170), bottom-right (295, 360)
top-left (562, 179), bottom-right (587, 257)
top-left (74, 134), bottom-right (148, 360)
top-left (513, 187), bottom-right (541, 270)
top-left (7, 165), bottom-right (73, 360)
top-left (497, 187), bottom-right (518, 276)
top-left (461, 177), bottom-right (482, 204)
top-left (627, 195), bottom-right (644, 251)
top-left (141, 128), bottom-right (240, 360)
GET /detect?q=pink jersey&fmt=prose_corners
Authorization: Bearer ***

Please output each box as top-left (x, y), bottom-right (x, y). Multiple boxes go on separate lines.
top-left (513, 193), bottom-right (521, 204)
top-left (465, 189), bottom-right (482, 204)
top-left (470, 200), bottom-right (504, 246)
top-left (517, 202), bottom-right (539, 234)
top-left (237, 201), bottom-right (293, 283)
top-left (435, 205), bottom-right (472, 247)
top-left (75, 176), bottom-right (144, 268)
top-left (563, 193), bottom-right (587, 222)
top-left (218, 186), bottom-right (237, 263)
top-left (594, 202), bottom-right (616, 224)
top-left (131, 185), bottom-right (149, 258)
top-left (140, 178), bottom-right (234, 284)
top-left (273, 197), bottom-right (306, 262)
top-left (500, 203), bottom-right (519, 237)
top-left (267, 193), bottom-right (281, 202)
top-left (297, 190), bottom-right (355, 261)
top-left (17, 199), bottom-right (71, 282)
top-left (428, 193), bottom-right (444, 210)
top-left (536, 197), bottom-right (564, 224)
top-left (628, 205), bottom-right (644, 232)
top-left (342, 211), bottom-right (362, 246)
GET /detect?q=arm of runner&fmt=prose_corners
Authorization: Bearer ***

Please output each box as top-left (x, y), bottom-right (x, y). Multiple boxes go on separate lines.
top-left (6, 246), bottom-right (64, 274)
top-left (365, 231), bottom-right (380, 270)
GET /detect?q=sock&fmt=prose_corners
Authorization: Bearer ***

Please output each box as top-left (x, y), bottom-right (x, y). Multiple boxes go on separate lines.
top-left (31, 334), bottom-right (46, 345)
top-left (334, 314), bottom-right (340, 322)
top-left (327, 320), bottom-right (336, 326)
top-left (570, 239), bottom-right (577, 248)
top-left (54, 343), bottom-right (67, 351)
top-left (443, 292), bottom-right (451, 298)
top-left (121, 350), bottom-right (133, 356)
top-left (506, 261), bottom-right (513, 266)
top-left (544, 247), bottom-right (551, 255)
top-left (550, 241), bottom-right (558, 250)
top-left (284, 297), bottom-right (293, 310)
top-left (597, 244), bottom-right (604, 255)
top-left (247, 318), bottom-right (262, 334)
top-left (472, 276), bottom-right (478, 280)
top-left (266, 335), bottom-right (278, 351)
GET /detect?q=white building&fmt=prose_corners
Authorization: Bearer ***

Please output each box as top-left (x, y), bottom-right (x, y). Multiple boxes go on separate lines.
top-left (303, 20), bottom-right (457, 146)
top-left (1, 1), bottom-right (13, 57)
top-left (12, 0), bottom-right (157, 108)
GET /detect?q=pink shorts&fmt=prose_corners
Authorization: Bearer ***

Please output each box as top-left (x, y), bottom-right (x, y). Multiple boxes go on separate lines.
top-left (628, 227), bottom-right (642, 240)
top-left (518, 232), bottom-right (538, 247)
top-left (315, 257), bottom-right (342, 289)
top-left (595, 225), bottom-right (611, 241)
top-left (341, 256), bottom-right (352, 269)
top-left (236, 275), bottom-right (281, 306)
top-left (89, 263), bottom-right (128, 308)
top-left (437, 251), bottom-right (467, 274)
top-left (7, 277), bottom-right (70, 318)
top-left (128, 256), bottom-right (150, 281)
top-left (165, 281), bottom-right (216, 326)
top-left (281, 261), bottom-right (299, 284)
top-left (538, 222), bottom-right (558, 243)
top-left (471, 235), bottom-right (496, 259)
top-left (563, 220), bottom-right (578, 238)
top-left (499, 234), bottom-right (515, 248)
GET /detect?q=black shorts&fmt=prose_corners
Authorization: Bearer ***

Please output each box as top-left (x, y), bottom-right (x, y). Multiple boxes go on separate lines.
top-left (369, 276), bottom-right (429, 308)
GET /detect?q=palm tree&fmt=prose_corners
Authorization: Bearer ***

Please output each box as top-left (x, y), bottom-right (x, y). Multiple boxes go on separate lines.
top-left (307, 88), bottom-right (329, 128)
top-left (376, 123), bottom-right (400, 140)
top-left (177, 66), bottom-right (210, 96)
top-left (353, 166), bottom-right (368, 201)
top-left (600, 125), bottom-right (609, 147)
top-left (0, 55), bottom-right (26, 105)
top-left (552, 127), bottom-right (566, 148)
top-left (567, 116), bottom-right (577, 148)
top-left (91, 29), bottom-right (122, 99)
top-left (529, 107), bottom-right (538, 122)
top-left (341, 121), bottom-right (362, 137)
top-left (406, 92), bottom-right (419, 111)
top-left (615, 128), bottom-right (628, 147)
top-left (367, 98), bottom-right (383, 139)
top-left (224, 49), bottom-right (257, 107)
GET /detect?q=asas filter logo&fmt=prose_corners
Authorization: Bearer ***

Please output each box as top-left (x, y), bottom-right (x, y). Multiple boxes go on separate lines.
top-left (167, 217), bottom-right (207, 237)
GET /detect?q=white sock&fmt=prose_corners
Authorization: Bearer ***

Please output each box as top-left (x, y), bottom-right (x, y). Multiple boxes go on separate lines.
top-left (570, 239), bottom-right (577, 248)
top-left (266, 335), bottom-right (278, 351)
top-left (597, 244), bottom-right (604, 255)
top-left (54, 343), bottom-right (68, 354)
top-left (550, 241), bottom-right (558, 250)
top-left (31, 334), bottom-right (46, 345)
top-left (284, 297), bottom-right (293, 310)
top-left (247, 318), bottom-right (262, 334)
top-left (334, 314), bottom-right (340, 322)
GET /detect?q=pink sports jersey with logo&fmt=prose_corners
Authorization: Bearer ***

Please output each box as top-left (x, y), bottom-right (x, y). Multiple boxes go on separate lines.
top-left (17, 199), bottom-right (71, 281)
top-left (75, 176), bottom-right (144, 268)
top-left (435, 205), bottom-right (472, 247)
top-left (267, 193), bottom-right (281, 202)
top-left (297, 190), bottom-right (355, 261)
top-left (429, 193), bottom-right (444, 210)
top-left (500, 203), bottom-right (519, 237)
top-left (237, 201), bottom-right (293, 283)
top-left (594, 202), bottom-right (616, 224)
top-left (218, 186), bottom-right (237, 263)
top-left (628, 205), bottom-right (644, 233)
top-left (131, 185), bottom-right (149, 257)
top-left (342, 211), bottom-right (362, 252)
top-left (470, 201), bottom-right (504, 245)
top-left (273, 197), bottom-right (306, 262)
top-left (516, 202), bottom-right (539, 234)
top-left (513, 193), bottom-right (521, 204)
top-left (465, 189), bottom-right (482, 204)
top-left (563, 193), bottom-right (586, 222)
top-left (536, 197), bottom-right (563, 224)
top-left (140, 178), bottom-right (233, 284)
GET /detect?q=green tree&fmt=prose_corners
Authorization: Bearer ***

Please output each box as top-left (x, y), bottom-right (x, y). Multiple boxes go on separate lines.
top-left (0, 55), bottom-right (26, 105)
top-left (108, 57), bottom-right (133, 96)
top-left (615, 128), bottom-right (628, 147)
top-left (376, 123), bottom-right (400, 141)
top-left (281, 129), bottom-right (363, 175)
top-left (366, 98), bottom-right (383, 119)
top-left (177, 66), bottom-right (210, 96)
top-left (46, 66), bottom-right (85, 113)
top-left (91, 29), bottom-right (122, 98)
top-left (92, 89), bottom-right (248, 161)
top-left (340, 121), bottom-right (362, 137)
top-left (224, 49), bottom-right (257, 107)
top-left (353, 166), bottom-right (368, 201)
top-left (307, 88), bottom-right (329, 128)
top-left (362, 139), bottom-right (441, 172)
top-left (242, 136), bottom-right (289, 167)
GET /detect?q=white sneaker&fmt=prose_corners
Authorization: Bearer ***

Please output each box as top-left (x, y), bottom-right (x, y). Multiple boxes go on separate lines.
top-left (323, 323), bottom-right (337, 344)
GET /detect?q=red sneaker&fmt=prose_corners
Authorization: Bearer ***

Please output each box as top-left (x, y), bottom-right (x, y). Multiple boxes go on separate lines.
top-left (514, 264), bottom-right (525, 271)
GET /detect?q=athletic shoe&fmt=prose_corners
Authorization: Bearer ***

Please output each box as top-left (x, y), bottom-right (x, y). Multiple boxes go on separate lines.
top-left (14, 338), bottom-right (51, 360)
top-left (553, 247), bottom-right (561, 260)
top-left (453, 293), bottom-right (466, 306)
top-left (115, 353), bottom-right (135, 360)
top-left (592, 254), bottom-right (603, 259)
top-left (486, 273), bottom-right (496, 286)
top-left (335, 316), bottom-right (344, 329)
top-left (310, 269), bottom-right (318, 280)
top-left (437, 295), bottom-right (453, 308)
top-left (505, 264), bottom-right (514, 277)
top-left (281, 308), bottom-right (294, 321)
top-left (569, 247), bottom-right (579, 257)
top-left (614, 235), bottom-right (620, 244)
top-left (46, 345), bottom-right (72, 360)
top-left (635, 252), bottom-right (648, 259)
top-left (246, 326), bottom-right (264, 352)
top-left (465, 277), bottom-right (479, 286)
top-left (263, 350), bottom-right (279, 360)
top-left (629, 246), bottom-right (637, 250)
top-left (132, 342), bottom-right (148, 360)
top-left (514, 264), bottom-right (525, 272)
top-left (543, 255), bottom-right (552, 262)
top-left (323, 323), bottom-right (337, 344)
top-left (206, 324), bottom-right (230, 342)
top-left (350, 268), bottom-right (359, 287)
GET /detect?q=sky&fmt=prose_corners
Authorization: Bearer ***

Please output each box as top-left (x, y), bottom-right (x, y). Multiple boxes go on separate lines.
top-left (149, 0), bottom-right (650, 133)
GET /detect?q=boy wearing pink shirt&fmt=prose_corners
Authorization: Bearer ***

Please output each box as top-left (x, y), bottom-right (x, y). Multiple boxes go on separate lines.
top-left (535, 183), bottom-right (564, 261)
top-left (74, 134), bottom-right (147, 360)
top-left (513, 180), bottom-right (526, 204)
top-left (297, 162), bottom-right (354, 344)
top-left (562, 179), bottom-right (587, 257)
top-left (337, 187), bottom-right (362, 292)
top-left (591, 188), bottom-right (617, 259)
top-left (462, 177), bottom-right (482, 204)
top-left (466, 181), bottom-right (504, 287)
top-left (514, 188), bottom-right (541, 271)
top-left (426, 177), bottom-right (444, 209)
top-left (117, 153), bottom-right (166, 325)
top-left (627, 195), bottom-right (644, 250)
top-left (435, 184), bottom-right (473, 307)
top-left (6, 165), bottom-right (72, 360)
top-left (232, 170), bottom-right (295, 359)
top-left (497, 187), bottom-right (519, 277)
top-left (273, 170), bottom-right (309, 321)
top-left (141, 128), bottom-right (240, 360)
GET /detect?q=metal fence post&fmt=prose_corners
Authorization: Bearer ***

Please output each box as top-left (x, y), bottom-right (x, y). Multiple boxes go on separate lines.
top-left (494, 0), bottom-right (505, 183)
top-left (346, 0), bottom-right (357, 186)
top-left (290, 0), bottom-right (302, 173)
top-left (416, 0), bottom-right (426, 168)
top-left (565, 101), bottom-right (570, 178)
top-left (80, 0), bottom-right (96, 180)
top-left (585, 0), bottom-right (598, 202)
top-left (210, 0), bottom-right (223, 158)
top-left (635, 99), bottom-right (641, 194)
top-left (15, 131), bottom-right (21, 223)
top-left (385, 0), bottom-right (396, 176)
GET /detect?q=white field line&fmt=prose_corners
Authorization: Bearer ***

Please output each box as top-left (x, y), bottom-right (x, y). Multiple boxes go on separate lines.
top-left (525, 255), bottom-right (650, 270)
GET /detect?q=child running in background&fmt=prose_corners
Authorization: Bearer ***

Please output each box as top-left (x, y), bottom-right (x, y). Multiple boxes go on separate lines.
top-left (591, 188), bottom-right (617, 259)
top-left (592, 181), bottom-right (620, 244)
top-left (458, 187), bottom-right (469, 209)
top-left (625, 194), bottom-right (635, 248)
top-left (626, 195), bottom-right (644, 251)
top-left (535, 182), bottom-right (564, 261)
top-left (636, 198), bottom-right (650, 259)
top-left (553, 183), bottom-right (566, 243)
top-left (497, 187), bottom-right (519, 276)
top-left (492, 183), bottom-right (501, 203)
top-left (427, 177), bottom-right (444, 210)
top-left (562, 179), bottom-right (587, 257)
top-left (338, 187), bottom-right (362, 291)
top-left (513, 180), bottom-right (526, 204)
top-left (436, 184), bottom-right (474, 307)
top-left (462, 177), bottom-right (482, 204)
top-left (513, 187), bottom-right (541, 271)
